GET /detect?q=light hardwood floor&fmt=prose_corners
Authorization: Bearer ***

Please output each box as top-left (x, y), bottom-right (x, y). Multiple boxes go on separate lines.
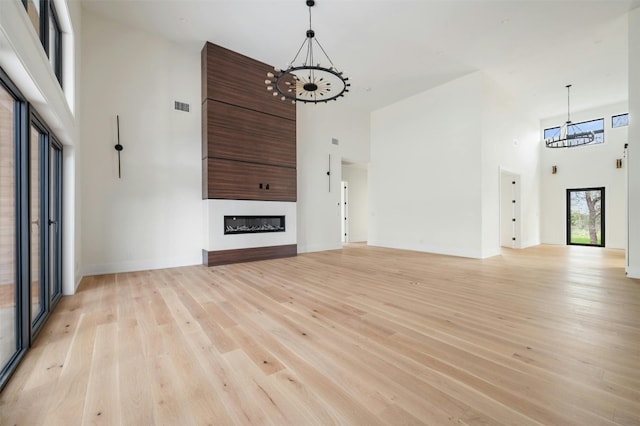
top-left (1, 244), bottom-right (639, 425)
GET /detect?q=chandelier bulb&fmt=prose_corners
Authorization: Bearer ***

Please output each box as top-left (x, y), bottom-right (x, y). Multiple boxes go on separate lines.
top-left (267, 86), bottom-right (273, 91)
top-left (267, 72), bottom-right (274, 78)
top-left (272, 92), bottom-right (278, 96)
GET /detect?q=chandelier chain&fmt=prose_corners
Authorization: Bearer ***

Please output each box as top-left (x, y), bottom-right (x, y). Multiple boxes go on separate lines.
top-left (566, 84), bottom-right (572, 124)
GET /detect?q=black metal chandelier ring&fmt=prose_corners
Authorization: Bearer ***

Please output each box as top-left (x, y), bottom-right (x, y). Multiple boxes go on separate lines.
top-left (265, 0), bottom-right (349, 104)
top-left (268, 65), bottom-right (348, 103)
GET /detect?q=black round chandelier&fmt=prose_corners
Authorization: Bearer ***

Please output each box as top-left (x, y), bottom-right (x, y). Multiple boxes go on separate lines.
top-left (545, 84), bottom-right (597, 148)
top-left (265, 0), bottom-right (349, 104)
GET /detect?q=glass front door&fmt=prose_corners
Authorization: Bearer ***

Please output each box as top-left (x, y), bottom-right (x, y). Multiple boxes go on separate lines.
top-left (567, 187), bottom-right (605, 247)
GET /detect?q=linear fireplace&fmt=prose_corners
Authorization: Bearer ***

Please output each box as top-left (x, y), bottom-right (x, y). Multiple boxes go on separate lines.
top-left (224, 215), bottom-right (285, 235)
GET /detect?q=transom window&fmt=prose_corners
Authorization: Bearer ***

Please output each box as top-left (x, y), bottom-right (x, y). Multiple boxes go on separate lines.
top-left (567, 118), bottom-right (604, 145)
top-left (612, 113), bottom-right (629, 128)
top-left (544, 117), bottom-right (605, 147)
top-left (543, 126), bottom-right (560, 142)
top-left (21, 0), bottom-right (63, 88)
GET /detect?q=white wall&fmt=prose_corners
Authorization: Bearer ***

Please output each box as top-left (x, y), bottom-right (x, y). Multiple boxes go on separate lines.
top-left (80, 10), bottom-right (202, 274)
top-left (341, 165), bottom-right (368, 242)
top-left (370, 72), bottom-right (540, 259)
top-left (296, 102), bottom-right (370, 253)
top-left (540, 102), bottom-right (628, 249)
top-left (370, 73), bottom-right (484, 258)
top-left (480, 77), bottom-right (541, 255)
top-left (628, 6), bottom-right (640, 277)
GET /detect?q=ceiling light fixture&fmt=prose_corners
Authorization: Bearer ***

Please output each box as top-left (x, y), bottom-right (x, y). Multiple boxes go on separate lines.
top-left (265, 0), bottom-right (349, 104)
top-left (545, 84), bottom-right (596, 148)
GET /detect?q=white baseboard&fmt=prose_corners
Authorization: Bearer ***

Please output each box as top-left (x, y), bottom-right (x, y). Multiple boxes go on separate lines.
top-left (297, 243), bottom-right (342, 254)
top-left (83, 256), bottom-right (202, 277)
top-left (367, 239), bottom-right (482, 259)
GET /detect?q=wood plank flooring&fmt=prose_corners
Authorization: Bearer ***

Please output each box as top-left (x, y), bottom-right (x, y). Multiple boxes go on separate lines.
top-left (1, 244), bottom-right (639, 425)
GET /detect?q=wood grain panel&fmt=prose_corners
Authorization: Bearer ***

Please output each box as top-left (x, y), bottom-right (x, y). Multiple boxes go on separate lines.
top-left (201, 99), bottom-right (208, 160)
top-left (204, 100), bottom-right (295, 168)
top-left (202, 42), bottom-right (295, 121)
top-left (207, 158), bottom-right (296, 202)
top-left (202, 245), bottom-right (297, 266)
top-left (201, 159), bottom-right (208, 200)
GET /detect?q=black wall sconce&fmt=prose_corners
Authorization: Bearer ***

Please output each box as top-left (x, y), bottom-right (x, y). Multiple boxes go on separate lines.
top-left (616, 159), bottom-right (623, 169)
top-left (552, 165), bottom-right (557, 174)
top-left (115, 115), bottom-right (124, 179)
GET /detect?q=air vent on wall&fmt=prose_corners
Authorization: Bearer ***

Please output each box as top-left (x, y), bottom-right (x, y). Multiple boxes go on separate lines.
top-left (174, 101), bottom-right (190, 112)
top-left (331, 138), bottom-right (339, 146)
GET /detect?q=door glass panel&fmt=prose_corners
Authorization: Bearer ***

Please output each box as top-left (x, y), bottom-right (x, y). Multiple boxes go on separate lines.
top-left (49, 144), bottom-right (61, 301)
top-left (0, 84), bottom-right (17, 368)
top-left (30, 126), bottom-right (43, 322)
top-left (567, 188), bottom-right (605, 247)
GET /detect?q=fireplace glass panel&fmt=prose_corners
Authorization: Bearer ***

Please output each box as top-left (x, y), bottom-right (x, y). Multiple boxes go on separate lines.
top-left (224, 216), bottom-right (285, 235)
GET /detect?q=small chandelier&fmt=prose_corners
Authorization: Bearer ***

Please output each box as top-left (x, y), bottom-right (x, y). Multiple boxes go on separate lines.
top-left (545, 84), bottom-right (596, 148)
top-left (265, 0), bottom-right (349, 104)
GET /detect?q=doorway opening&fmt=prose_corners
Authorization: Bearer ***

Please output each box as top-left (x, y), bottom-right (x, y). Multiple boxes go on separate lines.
top-left (566, 187), bottom-right (605, 247)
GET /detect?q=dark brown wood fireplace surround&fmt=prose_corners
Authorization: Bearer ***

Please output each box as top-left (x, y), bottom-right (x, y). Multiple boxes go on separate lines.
top-left (201, 42), bottom-right (297, 266)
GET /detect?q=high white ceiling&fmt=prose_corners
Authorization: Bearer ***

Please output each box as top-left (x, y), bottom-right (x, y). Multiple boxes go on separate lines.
top-left (80, 0), bottom-right (638, 119)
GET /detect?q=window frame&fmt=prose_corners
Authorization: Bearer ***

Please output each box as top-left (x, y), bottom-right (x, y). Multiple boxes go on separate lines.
top-left (47, 1), bottom-right (63, 87)
top-left (543, 126), bottom-right (561, 143)
top-left (0, 68), bottom-right (64, 392)
top-left (612, 113), bottom-right (629, 128)
top-left (0, 67), bottom-right (30, 392)
top-left (566, 187), bottom-right (606, 248)
top-left (21, 0), bottom-right (63, 88)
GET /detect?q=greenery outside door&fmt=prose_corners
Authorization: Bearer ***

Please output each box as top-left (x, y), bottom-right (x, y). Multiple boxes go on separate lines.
top-left (566, 187), bottom-right (605, 247)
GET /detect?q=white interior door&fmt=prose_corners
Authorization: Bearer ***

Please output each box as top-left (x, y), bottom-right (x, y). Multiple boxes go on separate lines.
top-left (341, 181), bottom-right (348, 243)
top-left (500, 170), bottom-right (521, 248)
